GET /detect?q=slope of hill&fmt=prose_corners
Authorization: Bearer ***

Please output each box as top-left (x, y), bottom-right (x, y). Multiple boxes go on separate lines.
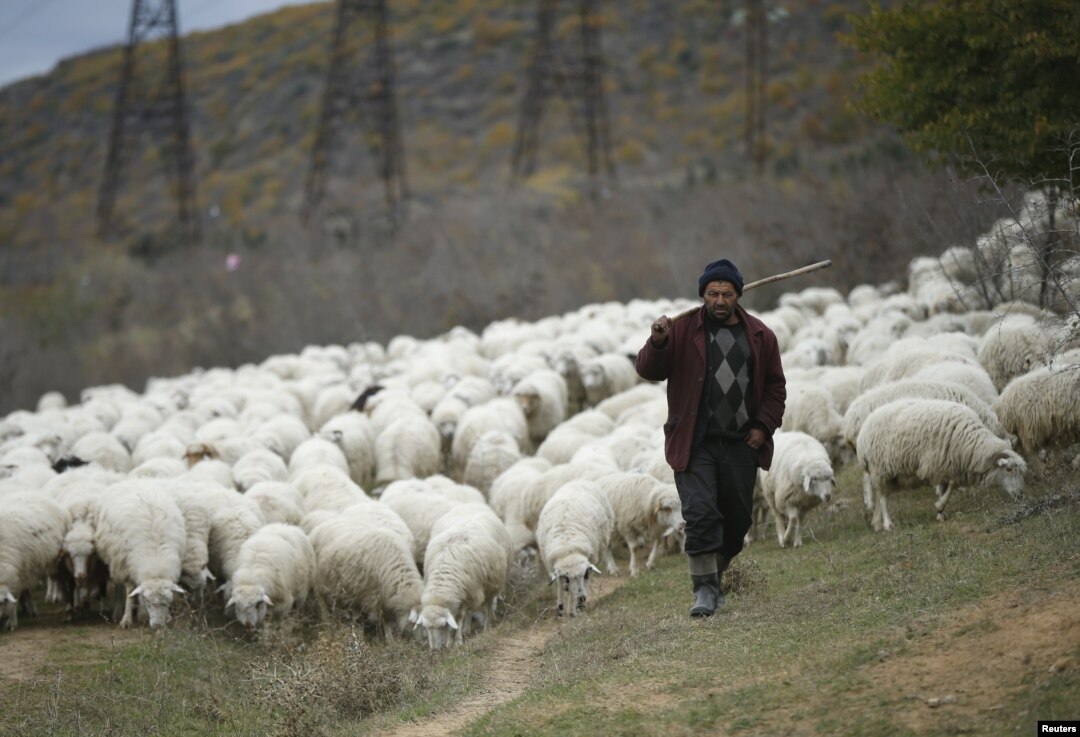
top-left (0, 0), bottom-right (1013, 413)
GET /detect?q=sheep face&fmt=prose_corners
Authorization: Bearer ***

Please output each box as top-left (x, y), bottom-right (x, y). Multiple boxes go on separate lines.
top-left (229, 585), bottom-right (273, 629)
top-left (416, 605), bottom-right (459, 650)
top-left (581, 366), bottom-right (604, 390)
top-left (551, 555), bottom-right (599, 617)
top-left (655, 500), bottom-right (686, 540)
top-left (514, 390), bottom-right (540, 418)
top-left (62, 524), bottom-right (96, 585)
top-left (985, 451), bottom-right (1027, 499)
top-left (802, 473), bottom-right (835, 505)
top-left (1, 588), bottom-right (16, 631)
top-left (180, 566), bottom-right (215, 594)
top-left (130, 580), bottom-right (185, 630)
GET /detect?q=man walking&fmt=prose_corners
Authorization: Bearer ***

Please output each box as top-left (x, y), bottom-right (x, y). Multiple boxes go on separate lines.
top-left (636, 259), bottom-right (786, 617)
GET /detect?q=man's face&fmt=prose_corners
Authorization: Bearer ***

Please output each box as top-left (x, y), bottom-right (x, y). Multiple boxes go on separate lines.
top-left (704, 281), bottom-right (739, 324)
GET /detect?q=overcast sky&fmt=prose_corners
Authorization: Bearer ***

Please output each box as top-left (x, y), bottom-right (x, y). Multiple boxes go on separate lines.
top-left (0, 0), bottom-right (324, 90)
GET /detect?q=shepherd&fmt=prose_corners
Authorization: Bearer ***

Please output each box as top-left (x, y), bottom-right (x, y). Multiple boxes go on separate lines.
top-left (636, 258), bottom-right (787, 618)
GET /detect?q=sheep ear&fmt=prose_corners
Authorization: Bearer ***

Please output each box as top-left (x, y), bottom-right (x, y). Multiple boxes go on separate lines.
top-left (589, 563), bottom-right (602, 575)
top-left (172, 583), bottom-right (186, 595)
top-left (803, 474), bottom-right (812, 493)
top-left (548, 573), bottom-right (557, 586)
top-left (446, 613), bottom-right (459, 631)
top-left (262, 594), bottom-right (274, 607)
top-left (204, 569), bottom-right (216, 581)
top-left (408, 608), bottom-right (419, 625)
top-left (4, 592), bottom-right (15, 604)
top-left (225, 597), bottom-right (236, 609)
top-left (128, 584), bottom-right (144, 599)
top-left (215, 583), bottom-right (229, 595)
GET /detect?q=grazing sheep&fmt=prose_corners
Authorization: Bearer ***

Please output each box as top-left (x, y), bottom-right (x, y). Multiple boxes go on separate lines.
top-left (415, 504), bottom-right (514, 648)
top-left (0, 493), bottom-right (69, 631)
top-left (512, 369), bottom-right (569, 446)
top-left (594, 472), bottom-right (684, 576)
top-left (535, 410), bottom-right (614, 465)
top-left (909, 362), bottom-right (999, 406)
top-left (379, 480), bottom-right (459, 566)
top-left (462, 430), bottom-right (522, 497)
top-left (226, 523), bottom-right (316, 629)
top-left (488, 458), bottom-right (552, 551)
top-left (759, 432), bottom-right (835, 548)
top-left (782, 382), bottom-right (850, 465)
top-left (293, 466), bottom-right (369, 513)
top-left (374, 414), bottom-right (442, 487)
top-left (288, 437), bottom-right (351, 479)
top-left (536, 480), bottom-right (616, 617)
top-left (93, 482), bottom-right (187, 629)
top-left (978, 319), bottom-right (1051, 391)
top-left (994, 362), bottom-right (1080, 457)
top-left (309, 515), bottom-right (422, 636)
top-left (857, 400), bottom-right (1027, 531)
top-left (450, 398), bottom-right (530, 477)
top-left (245, 481), bottom-right (307, 525)
top-left (319, 411), bottom-right (376, 490)
top-left (70, 431), bottom-right (132, 473)
top-left (859, 338), bottom-right (977, 392)
top-left (232, 448), bottom-right (288, 492)
top-left (580, 353), bottom-right (638, 407)
top-left (204, 491), bottom-right (265, 585)
top-left (842, 379), bottom-right (1009, 450)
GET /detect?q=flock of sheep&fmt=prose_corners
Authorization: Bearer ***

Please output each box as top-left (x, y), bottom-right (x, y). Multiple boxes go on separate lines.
top-left (1, 196), bottom-right (1078, 644)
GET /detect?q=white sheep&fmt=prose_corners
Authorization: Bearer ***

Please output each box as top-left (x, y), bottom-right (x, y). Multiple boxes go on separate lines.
top-left (250, 413), bottom-right (311, 461)
top-left (594, 472), bottom-right (684, 576)
top-left (309, 515), bottom-right (422, 635)
top-left (994, 362), bottom-right (1080, 457)
top-left (859, 338), bottom-right (978, 392)
top-left (379, 480), bottom-right (459, 565)
top-left (842, 379), bottom-right (1008, 450)
top-left (415, 504), bottom-right (514, 648)
top-left (909, 362), bottom-right (999, 406)
top-left (68, 431), bottom-right (133, 473)
top-left (511, 369), bottom-right (569, 446)
top-left (488, 457), bottom-right (552, 551)
top-left (462, 430), bottom-right (522, 497)
top-left (782, 381), bottom-right (850, 465)
top-left (245, 481), bottom-right (307, 525)
top-left (226, 523), bottom-right (316, 628)
top-left (293, 465), bottom-right (369, 513)
top-left (536, 480), bottom-right (616, 617)
top-left (131, 431), bottom-right (188, 467)
top-left (580, 353), bottom-right (638, 407)
top-left (978, 318), bottom-right (1052, 391)
top-left (450, 398), bottom-right (530, 476)
top-left (232, 448), bottom-right (288, 492)
top-left (374, 413), bottom-right (442, 487)
top-left (759, 432), bottom-right (835, 548)
top-left (535, 410), bottom-right (614, 465)
top-left (319, 411), bottom-right (376, 489)
top-left (288, 436), bottom-right (351, 480)
top-left (0, 492), bottom-right (69, 631)
top-left (857, 399), bottom-right (1027, 531)
top-left (593, 383), bottom-right (665, 422)
top-left (93, 481), bottom-right (187, 628)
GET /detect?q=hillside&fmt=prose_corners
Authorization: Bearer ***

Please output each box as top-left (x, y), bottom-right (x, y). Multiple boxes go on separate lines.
top-left (0, 0), bottom-right (1012, 412)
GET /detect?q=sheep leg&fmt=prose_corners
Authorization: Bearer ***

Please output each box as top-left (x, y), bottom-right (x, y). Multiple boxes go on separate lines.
top-left (934, 482), bottom-right (953, 521)
top-left (774, 511), bottom-right (789, 547)
top-left (862, 473), bottom-right (874, 512)
top-left (627, 542), bottom-right (640, 577)
top-left (878, 494), bottom-right (894, 532)
top-left (783, 514), bottom-right (798, 547)
top-left (791, 512), bottom-right (804, 548)
top-left (119, 584), bottom-right (135, 629)
top-left (645, 540), bottom-right (662, 571)
top-left (603, 546), bottom-right (619, 576)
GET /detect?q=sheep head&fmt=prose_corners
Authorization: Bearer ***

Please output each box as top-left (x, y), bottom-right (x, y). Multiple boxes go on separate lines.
top-left (986, 450), bottom-right (1027, 499)
top-left (416, 604), bottom-right (459, 650)
top-left (228, 584), bottom-right (274, 629)
top-left (550, 553), bottom-right (600, 617)
top-left (129, 579), bottom-right (185, 630)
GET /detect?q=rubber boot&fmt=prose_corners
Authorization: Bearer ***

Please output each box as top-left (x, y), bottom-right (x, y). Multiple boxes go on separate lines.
top-left (690, 573), bottom-right (721, 618)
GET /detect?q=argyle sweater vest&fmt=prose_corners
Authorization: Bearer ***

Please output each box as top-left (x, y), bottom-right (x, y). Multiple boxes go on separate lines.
top-left (702, 316), bottom-right (751, 441)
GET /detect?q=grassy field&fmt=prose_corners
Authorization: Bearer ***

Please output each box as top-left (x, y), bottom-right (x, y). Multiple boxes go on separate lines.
top-left (3, 460), bottom-right (1079, 737)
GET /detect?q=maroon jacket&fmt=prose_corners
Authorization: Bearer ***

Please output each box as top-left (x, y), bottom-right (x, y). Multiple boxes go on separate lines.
top-left (636, 304), bottom-right (786, 472)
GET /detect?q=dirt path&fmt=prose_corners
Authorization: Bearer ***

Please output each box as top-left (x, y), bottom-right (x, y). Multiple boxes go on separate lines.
top-left (1, 611), bottom-right (144, 683)
top-left (383, 576), bottom-right (626, 737)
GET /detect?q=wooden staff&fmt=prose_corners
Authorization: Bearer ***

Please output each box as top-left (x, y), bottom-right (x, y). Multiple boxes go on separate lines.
top-left (669, 259), bottom-right (833, 323)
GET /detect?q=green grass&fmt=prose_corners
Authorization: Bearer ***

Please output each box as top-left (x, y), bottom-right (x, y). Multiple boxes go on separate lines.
top-left (2, 464), bottom-right (1078, 737)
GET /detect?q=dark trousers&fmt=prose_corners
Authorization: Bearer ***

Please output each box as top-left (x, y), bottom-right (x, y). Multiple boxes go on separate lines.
top-left (675, 438), bottom-right (758, 561)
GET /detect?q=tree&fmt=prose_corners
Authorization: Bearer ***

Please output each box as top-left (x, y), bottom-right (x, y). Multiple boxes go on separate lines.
top-left (847, 0), bottom-right (1080, 185)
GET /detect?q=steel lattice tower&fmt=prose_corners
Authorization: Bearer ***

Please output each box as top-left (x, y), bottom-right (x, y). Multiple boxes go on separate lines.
top-left (97, 0), bottom-right (199, 242)
top-left (511, 0), bottom-right (615, 190)
top-left (302, 0), bottom-right (408, 224)
top-left (744, 0), bottom-right (767, 174)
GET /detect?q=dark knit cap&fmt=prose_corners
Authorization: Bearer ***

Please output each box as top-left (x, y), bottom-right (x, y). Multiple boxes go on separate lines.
top-left (698, 259), bottom-right (744, 297)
